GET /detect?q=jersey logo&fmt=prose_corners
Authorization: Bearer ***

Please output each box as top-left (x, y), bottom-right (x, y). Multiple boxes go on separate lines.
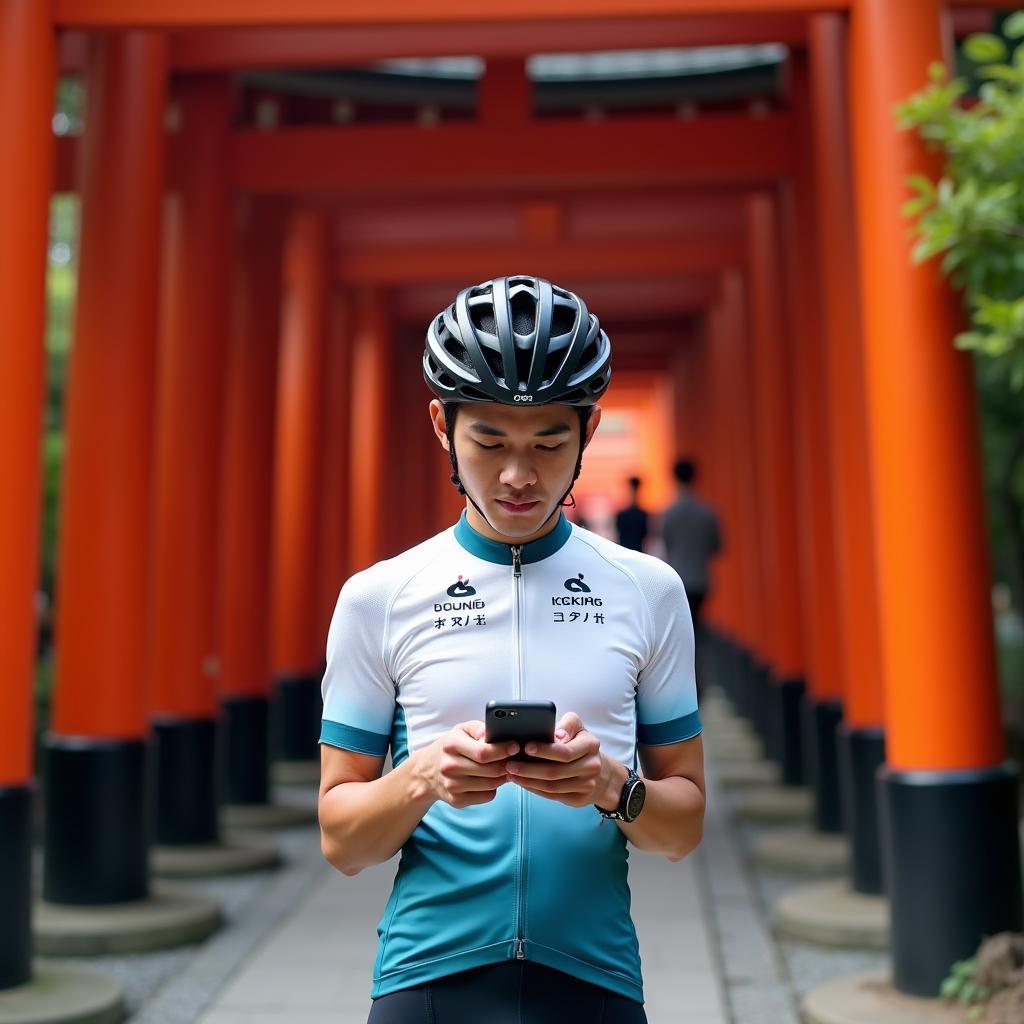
top-left (446, 576), bottom-right (477, 598)
top-left (563, 573), bottom-right (591, 594)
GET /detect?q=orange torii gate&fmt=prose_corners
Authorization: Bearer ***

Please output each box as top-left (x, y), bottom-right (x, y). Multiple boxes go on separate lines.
top-left (0, 3), bottom-right (1018, 1023)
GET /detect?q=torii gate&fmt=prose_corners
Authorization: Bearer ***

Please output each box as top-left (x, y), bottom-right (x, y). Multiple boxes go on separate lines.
top-left (1, 3), bottom-right (1018, 1023)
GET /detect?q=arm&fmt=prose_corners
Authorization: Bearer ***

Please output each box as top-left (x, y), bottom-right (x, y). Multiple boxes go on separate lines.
top-left (598, 734), bottom-right (705, 861)
top-left (318, 724), bottom-right (518, 876)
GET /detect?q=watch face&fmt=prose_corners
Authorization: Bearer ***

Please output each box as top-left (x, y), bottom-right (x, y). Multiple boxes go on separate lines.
top-left (626, 780), bottom-right (646, 820)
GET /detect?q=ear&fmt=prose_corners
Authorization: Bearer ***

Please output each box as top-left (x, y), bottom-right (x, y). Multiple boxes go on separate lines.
top-left (582, 405), bottom-right (602, 450)
top-left (428, 399), bottom-right (450, 452)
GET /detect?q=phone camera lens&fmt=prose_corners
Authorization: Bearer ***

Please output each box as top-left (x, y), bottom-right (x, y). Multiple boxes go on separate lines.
top-left (494, 710), bottom-right (507, 719)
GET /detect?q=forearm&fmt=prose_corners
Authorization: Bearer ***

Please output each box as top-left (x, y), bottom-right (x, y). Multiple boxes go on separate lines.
top-left (597, 759), bottom-right (704, 861)
top-left (319, 750), bottom-right (437, 875)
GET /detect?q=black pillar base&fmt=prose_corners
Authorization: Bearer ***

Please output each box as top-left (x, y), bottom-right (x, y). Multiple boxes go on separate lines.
top-left (223, 695), bottom-right (270, 806)
top-left (274, 673), bottom-right (322, 761)
top-left (838, 724), bottom-right (886, 895)
top-left (800, 697), bottom-right (844, 833)
top-left (777, 676), bottom-right (806, 786)
top-left (0, 786), bottom-right (32, 990)
top-left (880, 763), bottom-right (1022, 997)
top-left (154, 717), bottom-right (219, 846)
top-left (43, 737), bottom-right (150, 904)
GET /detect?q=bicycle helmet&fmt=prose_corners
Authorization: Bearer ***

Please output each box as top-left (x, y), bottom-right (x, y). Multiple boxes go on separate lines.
top-left (423, 277), bottom-right (611, 514)
top-left (423, 276), bottom-right (611, 406)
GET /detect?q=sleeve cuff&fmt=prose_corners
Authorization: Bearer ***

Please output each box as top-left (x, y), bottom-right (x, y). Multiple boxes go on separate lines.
top-left (637, 710), bottom-right (703, 746)
top-left (319, 719), bottom-right (390, 756)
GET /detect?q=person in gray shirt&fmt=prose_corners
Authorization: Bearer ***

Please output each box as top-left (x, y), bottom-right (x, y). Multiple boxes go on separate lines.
top-left (660, 459), bottom-right (722, 674)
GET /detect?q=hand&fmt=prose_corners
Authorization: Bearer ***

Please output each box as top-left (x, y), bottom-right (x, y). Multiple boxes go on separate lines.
top-left (505, 712), bottom-right (625, 809)
top-left (415, 721), bottom-right (517, 809)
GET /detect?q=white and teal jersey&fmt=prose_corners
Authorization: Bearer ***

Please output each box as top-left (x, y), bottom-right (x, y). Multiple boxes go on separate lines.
top-left (320, 511), bottom-right (701, 1003)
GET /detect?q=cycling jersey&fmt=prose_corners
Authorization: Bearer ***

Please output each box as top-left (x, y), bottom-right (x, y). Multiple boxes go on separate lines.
top-left (320, 511), bottom-right (701, 1004)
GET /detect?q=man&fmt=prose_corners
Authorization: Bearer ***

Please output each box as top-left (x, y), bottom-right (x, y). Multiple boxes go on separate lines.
top-left (614, 475), bottom-right (649, 552)
top-left (318, 276), bottom-right (705, 1024)
top-left (659, 459), bottom-right (721, 630)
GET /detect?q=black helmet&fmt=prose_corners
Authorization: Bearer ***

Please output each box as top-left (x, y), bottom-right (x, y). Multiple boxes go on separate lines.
top-left (423, 275), bottom-right (611, 406)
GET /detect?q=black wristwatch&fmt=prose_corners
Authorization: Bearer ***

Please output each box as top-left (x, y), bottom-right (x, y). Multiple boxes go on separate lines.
top-left (596, 765), bottom-right (646, 823)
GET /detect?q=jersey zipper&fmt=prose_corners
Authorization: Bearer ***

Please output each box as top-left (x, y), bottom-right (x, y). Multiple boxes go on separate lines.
top-left (511, 544), bottom-right (527, 960)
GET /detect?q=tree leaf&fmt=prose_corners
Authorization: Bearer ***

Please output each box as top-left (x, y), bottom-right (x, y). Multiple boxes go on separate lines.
top-left (964, 33), bottom-right (1008, 64)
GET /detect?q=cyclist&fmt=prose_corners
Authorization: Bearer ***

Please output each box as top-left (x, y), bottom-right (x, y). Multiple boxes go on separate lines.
top-left (319, 276), bottom-right (706, 1024)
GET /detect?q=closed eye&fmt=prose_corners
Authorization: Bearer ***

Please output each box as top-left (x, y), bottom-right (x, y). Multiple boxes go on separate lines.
top-left (537, 444), bottom-right (565, 452)
top-left (475, 441), bottom-right (502, 450)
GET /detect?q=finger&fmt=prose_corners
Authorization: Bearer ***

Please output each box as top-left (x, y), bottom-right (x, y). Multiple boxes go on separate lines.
top-left (511, 776), bottom-right (592, 797)
top-left (450, 775), bottom-right (508, 793)
top-left (459, 720), bottom-right (487, 741)
top-left (506, 760), bottom-right (573, 781)
top-left (555, 712), bottom-right (584, 743)
top-left (523, 730), bottom-right (598, 763)
top-left (443, 754), bottom-right (508, 779)
top-left (449, 727), bottom-right (518, 764)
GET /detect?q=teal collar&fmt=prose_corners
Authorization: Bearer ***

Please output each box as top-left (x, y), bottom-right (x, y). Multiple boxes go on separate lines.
top-left (454, 510), bottom-right (573, 565)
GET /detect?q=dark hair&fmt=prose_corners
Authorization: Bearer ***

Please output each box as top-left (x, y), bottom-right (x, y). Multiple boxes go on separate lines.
top-left (673, 459), bottom-right (696, 485)
top-left (627, 476), bottom-right (641, 491)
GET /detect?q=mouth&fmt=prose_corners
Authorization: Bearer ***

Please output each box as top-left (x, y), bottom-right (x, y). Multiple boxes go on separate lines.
top-left (495, 498), bottom-right (541, 515)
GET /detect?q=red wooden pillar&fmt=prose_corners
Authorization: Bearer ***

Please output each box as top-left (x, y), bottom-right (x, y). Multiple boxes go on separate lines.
top-left (745, 192), bottom-right (807, 770)
top-left (317, 289), bottom-right (353, 650)
top-left (348, 288), bottom-right (392, 572)
top-left (148, 75), bottom-right (232, 846)
top-left (782, 52), bottom-right (846, 809)
top-left (718, 271), bottom-right (770, 715)
top-left (271, 208), bottom-right (329, 762)
top-left (0, 0), bottom-right (55, 988)
top-left (809, 13), bottom-right (888, 894)
top-left (849, 0), bottom-right (1019, 994)
top-left (44, 33), bottom-right (168, 904)
top-left (219, 197), bottom-right (285, 806)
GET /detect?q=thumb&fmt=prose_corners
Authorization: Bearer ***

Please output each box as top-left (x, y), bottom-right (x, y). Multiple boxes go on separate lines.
top-left (463, 720), bottom-right (486, 741)
top-left (555, 712), bottom-right (583, 743)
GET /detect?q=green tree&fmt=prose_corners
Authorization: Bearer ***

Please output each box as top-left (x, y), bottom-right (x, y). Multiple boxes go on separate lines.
top-left (897, 12), bottom-right (1024, 612)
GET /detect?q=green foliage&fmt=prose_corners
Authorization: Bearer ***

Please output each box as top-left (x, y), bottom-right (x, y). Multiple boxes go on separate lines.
top-left (940, 957), bottom-right (994, 1011)
top-left (897, 22), bottom-right (1024, 392)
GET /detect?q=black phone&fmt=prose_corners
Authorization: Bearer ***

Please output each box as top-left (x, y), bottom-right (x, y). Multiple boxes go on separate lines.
top-left (485, 700), bottom-right (556, 762)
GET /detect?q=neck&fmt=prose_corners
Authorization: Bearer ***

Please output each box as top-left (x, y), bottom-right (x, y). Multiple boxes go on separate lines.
top-left (464, 500), bottom-right (561, 546)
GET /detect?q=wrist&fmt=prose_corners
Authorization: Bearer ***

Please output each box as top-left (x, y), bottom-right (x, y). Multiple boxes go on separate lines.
top-left (595, 757), bottom-right (629, 812)
top-left (403, 746), bottom-right (441, 807)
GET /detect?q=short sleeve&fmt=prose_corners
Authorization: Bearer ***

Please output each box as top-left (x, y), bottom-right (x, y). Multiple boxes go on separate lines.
top-left (636, 565), bottom-right (702, 746)
top-left (319, 570), bottom-right (396, 757)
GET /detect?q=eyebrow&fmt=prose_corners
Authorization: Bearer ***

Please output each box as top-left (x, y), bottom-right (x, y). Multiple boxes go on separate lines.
top-left (468, 421), bottom-right (573, 438)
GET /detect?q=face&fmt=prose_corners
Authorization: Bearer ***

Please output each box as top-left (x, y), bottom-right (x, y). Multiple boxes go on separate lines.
top-left (429, 400), bottom-right (601, 544)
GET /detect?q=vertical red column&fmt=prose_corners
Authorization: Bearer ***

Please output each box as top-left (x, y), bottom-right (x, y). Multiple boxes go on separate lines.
top-left (219, 197), bottom-right (285, 807)
top-left (348, 288), bottom-right (392, 572)
top-left (149, 75), bottom-right (232, 846)
top-left (318, 289), bottom-right (353, 651)
top-left (810, 13), bottom-right (888, 894)
top-left (44, 33), bottom-right (168, 906)
top-left (849, 0), bottom-right (1019, 994)
top-left (745, 193), bottom-right (806, 770)
top-left (781, 53), bottom-right (846, 807)
top-left (271, 208), bottom-right (329, 763)
top-left (0, 0), bottom-right (54, 988)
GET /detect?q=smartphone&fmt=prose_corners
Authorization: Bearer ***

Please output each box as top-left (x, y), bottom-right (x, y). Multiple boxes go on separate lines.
top-left (485, 700), bottom-right (556, 762)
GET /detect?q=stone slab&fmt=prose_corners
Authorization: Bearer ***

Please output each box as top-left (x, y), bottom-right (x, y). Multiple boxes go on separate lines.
top-left (221, 802), bottom-right (317, 830)
top-left (0, 966), bottom-right (123, 1024)
top-left (152, 837), bottom-right (281, 878)
top-left (271, 761), bottom-right (319, 787)
top-left (717, 760), bottom-right (782, 789)
top-left (753, 826), bottom-right (849, 876)
top-left (775, 879), bottom-right (889, 950)
top-left (733, 786), bottom-right (812, 824)
top-left (802, 971), bottom-right (966, 1024)
top-left (34, 884), bottom-right (222, 956)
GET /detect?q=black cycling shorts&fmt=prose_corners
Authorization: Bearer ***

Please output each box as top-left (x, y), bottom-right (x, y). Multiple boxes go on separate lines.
top-left (367, 961), bottom-right (648, 1024)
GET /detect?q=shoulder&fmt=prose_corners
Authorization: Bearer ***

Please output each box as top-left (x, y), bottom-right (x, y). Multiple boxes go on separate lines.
top-left (569, 527), bottom-right (681, 594)
top-left (336, 529), bottom-right (455, 613)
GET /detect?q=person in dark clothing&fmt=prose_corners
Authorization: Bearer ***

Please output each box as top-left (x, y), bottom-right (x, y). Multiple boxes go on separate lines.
top-left (659, 459), bottom-right (721, 691)
top-left (615, 476), bottom-right (650, 552)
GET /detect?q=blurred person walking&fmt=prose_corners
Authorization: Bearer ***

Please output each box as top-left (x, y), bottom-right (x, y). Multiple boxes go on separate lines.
top-left (614, 475), bottom-right (650, 552)
top-left (660, 459), bottom-right (721, 689)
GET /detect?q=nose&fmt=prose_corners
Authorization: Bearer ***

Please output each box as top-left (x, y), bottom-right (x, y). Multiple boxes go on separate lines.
top-left (498, 454), bottom-right (537, 491)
